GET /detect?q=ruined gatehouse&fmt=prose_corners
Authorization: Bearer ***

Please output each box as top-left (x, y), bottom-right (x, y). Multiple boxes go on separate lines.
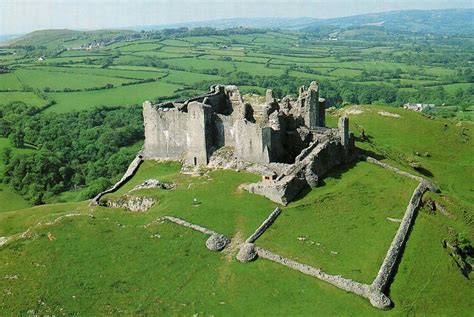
top-left (143, 82), bottom-right (355, 204)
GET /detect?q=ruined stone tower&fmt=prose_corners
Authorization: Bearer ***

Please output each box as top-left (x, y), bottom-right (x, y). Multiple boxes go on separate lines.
top-left (142, 82), bottom-right (355, 205)
top-left (299, 81), bottom-right (325, 129)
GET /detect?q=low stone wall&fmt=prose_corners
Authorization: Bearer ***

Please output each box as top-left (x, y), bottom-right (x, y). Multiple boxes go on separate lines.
top-left (256, 247), bottom-right (391, 309)
top-left (360, 155), bottom-right (440, 192)
top-left (162, 216), bottom-right (231, 252)
top-left (91, 154), bottom-right (143, 205)
top-left (162, 216), bottom-right (217, 235)
top-left (245, 207), bottom-right (281, 243)
top-left (361, 155), bottom-right (424, 182)
top-left (371, 182), bottom-right (428, 291)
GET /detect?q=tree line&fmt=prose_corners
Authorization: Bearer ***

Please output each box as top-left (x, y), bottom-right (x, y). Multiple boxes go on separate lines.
top-left (0, 102), bottom-right (143, 204)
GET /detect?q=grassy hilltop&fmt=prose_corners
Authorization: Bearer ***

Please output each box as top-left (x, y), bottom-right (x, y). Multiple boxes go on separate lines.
top-left (0, 15), bottom-right (472, 315)
top-left (0, 106), bottom-right (472, 315)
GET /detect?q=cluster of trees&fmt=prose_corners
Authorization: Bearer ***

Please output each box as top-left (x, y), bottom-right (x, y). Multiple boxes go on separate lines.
top-left (189, 71), bottom-right (473, 110)
top-left (1, 103), bottom-right (143, 204)
top-left (141, 27), bottom-right (266, 40)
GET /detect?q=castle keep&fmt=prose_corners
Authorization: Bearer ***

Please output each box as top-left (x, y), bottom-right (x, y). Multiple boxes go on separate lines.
top-left (143, 82), bottom-right (355, 204)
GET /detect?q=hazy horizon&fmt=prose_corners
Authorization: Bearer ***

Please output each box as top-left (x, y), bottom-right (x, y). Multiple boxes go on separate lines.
top-left (1, 0), bottom-right (473, 35)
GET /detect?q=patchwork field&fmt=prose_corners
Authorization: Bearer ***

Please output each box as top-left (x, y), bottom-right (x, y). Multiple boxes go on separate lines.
top-left (0, 26), bottom-right (472, 315)
top-left (0, 30), bottom-right (471, 117)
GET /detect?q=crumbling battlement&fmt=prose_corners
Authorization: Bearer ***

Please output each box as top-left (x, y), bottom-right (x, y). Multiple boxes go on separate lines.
top-left (143, 82), bottom-right (355, 204)
top-left (143, 82), bottom-right (329, 165)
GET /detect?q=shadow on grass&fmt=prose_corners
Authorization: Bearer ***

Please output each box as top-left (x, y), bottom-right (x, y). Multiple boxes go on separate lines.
top-left (414, 166), bottom-right (434, 178)
top-left (290, 157), bottom-right (362, 204)
top-left (355, 147), bottom-right (385, 160)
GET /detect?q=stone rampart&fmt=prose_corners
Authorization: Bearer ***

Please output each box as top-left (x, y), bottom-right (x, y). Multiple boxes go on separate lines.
top-left (371, 182), bottom-right (427, 291)
top-left (360, 155), bottom-right (439, 192)
top-left (256, 247), bottom-right (391, 309)
top-left (245, 207), bottom-right (281, 243)
top-left (91, 154), bottom-right (143, 205)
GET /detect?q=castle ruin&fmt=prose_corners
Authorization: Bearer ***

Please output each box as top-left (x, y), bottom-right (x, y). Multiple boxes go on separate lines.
top-left (143, 82), bottom-right (355, 204)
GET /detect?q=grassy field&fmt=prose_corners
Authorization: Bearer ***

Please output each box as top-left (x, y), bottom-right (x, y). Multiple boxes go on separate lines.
top-left (46, 81), bottom-right (182, 112)
top-left (0, 30), bottom-right (471, 116)
top-left (0, 27), bottom-right (472, 315)
top-left (0, 91), bottom-right (47, 107)
top-left (258, 161), bottom-right (417, 284)
top-left (0, 105), bottom-right (472, 315)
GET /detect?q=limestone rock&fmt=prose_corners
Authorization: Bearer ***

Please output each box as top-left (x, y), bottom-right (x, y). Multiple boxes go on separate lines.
top-left (236, 243), bottom-right (258, 262)
top-left (0, 237), bottom-right (7, 247)
top-left (103, 195), bottom-right (155, 212)
top-left (205, 234), bottom-right (230, 251)
top-left (304, 168), bottom-right (319, 188)
top-left (131, 179), bottom-right (175, 191)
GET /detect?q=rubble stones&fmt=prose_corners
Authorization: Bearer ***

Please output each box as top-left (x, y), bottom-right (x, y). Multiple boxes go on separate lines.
top-left (103, 195), bottom-right (155, 212)
top-left (236, 243), bottom-right (258, 262)
top-left (131, 179), bottom-right (175, 191)
top-left (205, 234), bottom-right (230, 251)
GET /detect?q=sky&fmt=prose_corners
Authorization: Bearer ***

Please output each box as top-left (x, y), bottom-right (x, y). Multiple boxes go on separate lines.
top-left (0, 0), bottom-right (473, 35)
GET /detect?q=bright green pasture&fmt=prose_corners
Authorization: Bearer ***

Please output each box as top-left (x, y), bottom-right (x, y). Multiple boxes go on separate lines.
top-left (164, 69), bottom-right (223, 85)
top-left (32, 65), bottom-right (166, 80)
top-left (0, 73), bottom-right (22, 90)
top-left (14, 68), bottom-right (129, 90)
top-left (106, 161), bottom-right (276, 238)
top-left (165, 57), bottom-right (235, 72)
top-left (342, 105), bottom-right (473, 211)
top-left (0, 91), bottom-right (47, 107)
top-left (259, 161), bottom-right (417, 284)
top-left (233, 61), bottom-right (286, 77)
top-left (46, 81), bottom-right (181, 112)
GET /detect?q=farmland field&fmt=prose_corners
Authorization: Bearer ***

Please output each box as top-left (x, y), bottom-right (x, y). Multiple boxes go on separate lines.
top-left (0, 29), bottom-right (470, 116)
top-left (0, 25), bottom-right (472, 316)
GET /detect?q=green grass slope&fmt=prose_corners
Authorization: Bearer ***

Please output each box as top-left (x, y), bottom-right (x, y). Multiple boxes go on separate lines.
top-left (0, 106), bottom-right (472, 315)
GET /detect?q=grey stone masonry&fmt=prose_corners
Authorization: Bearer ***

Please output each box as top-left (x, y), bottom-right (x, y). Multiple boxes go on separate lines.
top-left (338, 116), bottom-right (349, 149)
top-left (245, 207), bottom-right (282, 243)
top-left (163, 216), bottom-right (231, 251)
top-left (360, 155), bottom-right (440, 192)
top-left (371, 182), bottom-right (428, 292)
top-left (143, 82), bottom-right (331, 168)
top-left (256, 247), bottom-right (391, 310)
top-left (162, 216), bottom-right (216, 235)
top-left (91, 154), bottom-right (143, 205)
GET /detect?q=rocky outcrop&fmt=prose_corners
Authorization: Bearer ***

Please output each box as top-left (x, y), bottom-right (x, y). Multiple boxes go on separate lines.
top-left (131, 179), bottom-right (175, 192)
top-left (102, 195), bottom-right (155, 212)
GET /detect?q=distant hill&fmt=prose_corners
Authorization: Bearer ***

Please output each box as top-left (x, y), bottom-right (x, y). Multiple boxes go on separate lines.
top-left (135, 8), bottom-right (473, 36)
top-left (2, 29), bottom-right (139, 49)
top-left (4, 8), bottom-right (472, 48)
top-left (307, 9), bottom-right (474, 36)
